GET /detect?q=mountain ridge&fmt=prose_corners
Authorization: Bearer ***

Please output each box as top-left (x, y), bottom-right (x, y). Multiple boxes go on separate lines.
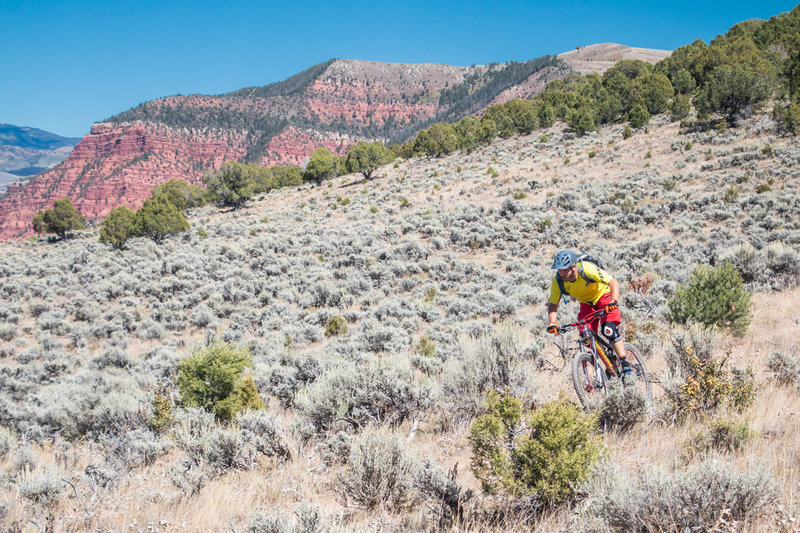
top-left (0, 44), bottom-right (669, 240)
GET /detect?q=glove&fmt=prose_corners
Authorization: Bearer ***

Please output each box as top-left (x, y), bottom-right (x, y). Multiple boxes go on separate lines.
top-left (605, 300), bottom-right (619, 313)
top-left (547, 323), bottom-right (558, 335)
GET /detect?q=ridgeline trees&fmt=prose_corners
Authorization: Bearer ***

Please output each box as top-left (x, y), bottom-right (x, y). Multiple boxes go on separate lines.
top-left (96, 161), bottom-right (308, 248)
top-left (32, 198), bottom-right (86, 240)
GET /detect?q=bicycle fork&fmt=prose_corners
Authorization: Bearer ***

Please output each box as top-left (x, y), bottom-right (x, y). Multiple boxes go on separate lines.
top-left (594, 341), bottom-right (618, 378)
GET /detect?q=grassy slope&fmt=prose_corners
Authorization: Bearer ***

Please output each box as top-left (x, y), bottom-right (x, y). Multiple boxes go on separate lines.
top-left (0, 110), bottom-right (798, 531)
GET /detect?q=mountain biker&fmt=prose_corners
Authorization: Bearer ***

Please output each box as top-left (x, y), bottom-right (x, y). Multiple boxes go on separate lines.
top-left (546, 250), bottom-right (633, 376)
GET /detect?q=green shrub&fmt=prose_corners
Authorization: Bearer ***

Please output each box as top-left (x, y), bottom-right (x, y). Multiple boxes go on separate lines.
top-left (756, 183), bottom-right (772, 193)
top-left (685, 418), bottom-right (754, 457)
top-left (724, 184), bottom-right (740, 202)
top-left (663, 325), bottom-right (756, 416)
top-left (469, 393), bottom-right (604, 505)
top-left (622, 125), bottom-right (633, 139)
top-left (324, 316), bottom-right (348, 337)
top-left (149, 385), bottom-right (174, 433)
top-left (415, 336), bottom-right (437, 358)
top-left (668, 262), bottom-right (752, 336)
top-left (177, 339), bottom-right (265, 422)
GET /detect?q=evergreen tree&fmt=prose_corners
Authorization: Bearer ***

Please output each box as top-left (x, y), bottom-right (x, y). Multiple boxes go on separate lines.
top-left (303, 147), bottom-right (339, 185)
top-left (151, 180), bottom-right (205, 212)
top-left (32, 198), bottom-right (86, 239)
top-left (345, 141), bottom-right (393, 180)
top-left (99, 206), bottom-right (137, 249)
top-left (135, 196), bottom-right (190, 243)
top-left (628, 103), bottom-right (650, 129)
top-left (203, 161), bottom-right (256, 210)
top-left (695, 64), bottom-right (771, 123)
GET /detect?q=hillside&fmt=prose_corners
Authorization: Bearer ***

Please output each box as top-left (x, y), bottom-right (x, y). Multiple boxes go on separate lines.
top-left (0, 106), bottom-right (798, 530)
top-left (0, 45), bottom-right (668, 241)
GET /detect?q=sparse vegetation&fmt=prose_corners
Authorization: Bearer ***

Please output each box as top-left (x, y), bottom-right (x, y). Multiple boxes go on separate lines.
top-left (4, 9), bottom-right (800, 529)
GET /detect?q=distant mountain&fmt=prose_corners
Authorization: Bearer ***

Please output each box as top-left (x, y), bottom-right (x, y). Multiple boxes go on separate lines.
top-left (0, 44), bottom-right (669, 240)
top-left (0, 124), bottom-right (80, 195)
top-left (0, 123), bottom-right (81, 150)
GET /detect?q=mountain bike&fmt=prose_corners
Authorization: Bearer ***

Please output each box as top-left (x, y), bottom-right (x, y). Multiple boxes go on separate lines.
top-left (552, 309), bottom-right (652, 410)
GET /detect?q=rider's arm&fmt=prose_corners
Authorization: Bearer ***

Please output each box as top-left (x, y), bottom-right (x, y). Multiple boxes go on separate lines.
top-left (547, 302), bottom-right (558, 325)
top-left (608, 278), bottom-right (619, 302)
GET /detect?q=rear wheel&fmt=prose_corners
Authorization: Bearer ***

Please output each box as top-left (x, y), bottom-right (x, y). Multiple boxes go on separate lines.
top-left (623, 343), bottom-right (653, 403)
top-left (572, 351), bottom-right (606, 410)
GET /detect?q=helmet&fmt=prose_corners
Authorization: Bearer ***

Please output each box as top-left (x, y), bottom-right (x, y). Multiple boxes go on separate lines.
top-left (551, 250), bottom-right (576, 270)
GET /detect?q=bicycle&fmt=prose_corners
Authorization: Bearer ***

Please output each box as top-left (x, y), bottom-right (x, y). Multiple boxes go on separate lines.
top-left (552, 308), bottom-right (652, 410)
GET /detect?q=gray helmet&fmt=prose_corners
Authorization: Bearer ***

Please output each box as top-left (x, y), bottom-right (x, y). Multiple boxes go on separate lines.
top-left (551, 250), bottom-right (576, 270)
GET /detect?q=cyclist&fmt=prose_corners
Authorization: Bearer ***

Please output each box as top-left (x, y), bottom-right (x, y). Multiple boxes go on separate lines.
top-left (546, 250), bottom-right (632, 376)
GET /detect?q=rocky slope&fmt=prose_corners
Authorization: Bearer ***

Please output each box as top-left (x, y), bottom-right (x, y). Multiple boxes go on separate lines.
top-left (0, 45), bottom-right (668, 240)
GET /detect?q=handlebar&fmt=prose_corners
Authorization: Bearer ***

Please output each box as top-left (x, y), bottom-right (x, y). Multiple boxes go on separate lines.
top-left (555, 308), bottom-right (607, 334)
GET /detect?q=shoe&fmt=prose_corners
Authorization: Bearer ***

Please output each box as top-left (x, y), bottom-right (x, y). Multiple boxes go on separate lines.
top-left (619, 358), bottom-right (634, 377)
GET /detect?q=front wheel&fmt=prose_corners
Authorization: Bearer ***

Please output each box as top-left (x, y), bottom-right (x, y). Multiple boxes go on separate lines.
top-left (623, 343), bottom-right (653, 403)
top-left (572, 351), bottom-right (606, 410)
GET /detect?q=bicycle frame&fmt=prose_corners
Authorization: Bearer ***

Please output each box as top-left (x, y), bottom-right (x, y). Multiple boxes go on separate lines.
top-left (556, 309), bottom-right (619, 376)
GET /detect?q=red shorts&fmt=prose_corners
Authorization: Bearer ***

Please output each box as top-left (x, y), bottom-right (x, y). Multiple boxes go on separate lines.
top-left (578, 292), bottom-right (621, 333)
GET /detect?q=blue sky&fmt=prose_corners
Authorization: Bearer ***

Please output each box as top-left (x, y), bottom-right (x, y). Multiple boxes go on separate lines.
top-left (1, 0), bottom-right (797, 138)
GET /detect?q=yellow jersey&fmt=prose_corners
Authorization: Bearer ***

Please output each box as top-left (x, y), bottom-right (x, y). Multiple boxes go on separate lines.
top-left (549, 261), bottom-right (612, 305)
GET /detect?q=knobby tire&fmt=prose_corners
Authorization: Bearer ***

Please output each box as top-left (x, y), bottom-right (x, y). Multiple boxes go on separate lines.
top-left (624, 343), bottom-right (653, 403)
top-left (571, 350), bottom-right (605, 410)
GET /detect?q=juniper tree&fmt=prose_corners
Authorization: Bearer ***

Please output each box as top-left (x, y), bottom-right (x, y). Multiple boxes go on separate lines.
top-left (32, 198), bottom-right (86, 239)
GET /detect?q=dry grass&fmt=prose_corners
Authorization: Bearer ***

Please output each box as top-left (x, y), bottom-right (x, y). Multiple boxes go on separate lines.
top-left (3, 289), bottom-right (797, 531)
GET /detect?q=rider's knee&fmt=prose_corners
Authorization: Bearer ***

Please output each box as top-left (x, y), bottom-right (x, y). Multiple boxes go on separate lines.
top-left (601, 322), bottom-right (623, 343)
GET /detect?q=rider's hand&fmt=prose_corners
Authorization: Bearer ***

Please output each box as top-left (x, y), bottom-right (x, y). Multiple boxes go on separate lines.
top-left (605, 300), bottom-right (618, 313)
top-left (547, 323), bottom-right (558, 335)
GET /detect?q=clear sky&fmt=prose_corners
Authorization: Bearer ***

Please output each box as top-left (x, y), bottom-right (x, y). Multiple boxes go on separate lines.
top-left (1, 0), bottom-right (797, 138)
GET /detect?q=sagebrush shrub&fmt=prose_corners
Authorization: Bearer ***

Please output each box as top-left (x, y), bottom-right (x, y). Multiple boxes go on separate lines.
top-left (469, 393), bottom-right (605, 506)
top-left (336, 428), bottom-right (420, 511)
top-left (767, 350), bottom-right (800, 386)
top-left (0, 427), bottom-right (14, 459)
top-left (582, 459), bottom-right (775, 532)
top-left (246, 510), bottom-right (294, 533)
top-left (16, 466), bottom-right (65, 505)
top-left (298, 357), bottom-right (432, 434)
top-left (440, 321), bottom-right (534, 423)
top-left (100, 427), bottom-right (172, 470)
top-left (668, 262), bottom-right (751, 336)
top-left (177, 339), bottom-right (265, 421)
top-left (598, 377), bottom-right (648, 432)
